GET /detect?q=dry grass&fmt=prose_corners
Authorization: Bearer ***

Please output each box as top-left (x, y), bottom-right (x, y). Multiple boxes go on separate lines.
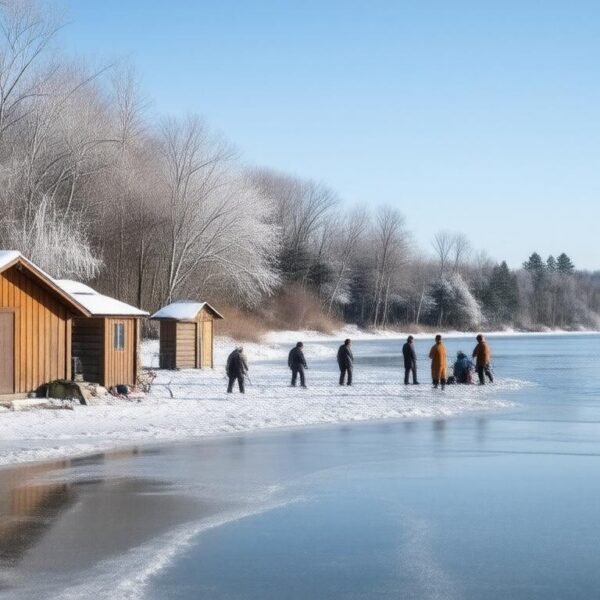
top-left (216, 285), bottom-right (342, 342)
top-left (265, 285), bottom-right (340, 334)
top-left (216, 306), bottom-right (269, 343)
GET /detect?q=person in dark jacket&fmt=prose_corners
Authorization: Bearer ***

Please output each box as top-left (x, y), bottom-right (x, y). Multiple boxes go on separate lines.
top-left (453, 351), bottom-right (474, 384)
top-left (337, 338), bottom-right (353, 385)
top-left (402, 335), bottom-right (419, 384)
top-left (226, 346), bottom-right (248, 393)
top-left (288, 342), bottom-right (308, 388)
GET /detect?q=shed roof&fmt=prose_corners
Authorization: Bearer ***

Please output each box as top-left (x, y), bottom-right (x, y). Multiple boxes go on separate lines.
top-left (0, 251), bottom-right (90, 316)
top-left (55, 280), bottom-right (148, 317)
top-left (0, 250), bottom-right (148, 318)
top-left (150, 301), bottom-right (224, 321)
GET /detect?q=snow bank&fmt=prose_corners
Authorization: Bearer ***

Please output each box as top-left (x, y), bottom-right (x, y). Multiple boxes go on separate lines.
top-left (263, 325), bottom-right (600, 344)
top-left (0, 337), bottom-right (527, 468)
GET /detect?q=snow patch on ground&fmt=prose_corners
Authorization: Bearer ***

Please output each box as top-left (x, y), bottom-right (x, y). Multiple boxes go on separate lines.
top-left (0, 337), bottom-right (528, 468)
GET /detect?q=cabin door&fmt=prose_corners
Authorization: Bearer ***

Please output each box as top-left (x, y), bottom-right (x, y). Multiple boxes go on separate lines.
top-left (0, 311), bottom-right (15, 394)
top-left (201, 321), bottom-right (213, 368)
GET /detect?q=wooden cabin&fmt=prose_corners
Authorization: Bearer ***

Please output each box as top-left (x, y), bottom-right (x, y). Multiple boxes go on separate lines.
top-left (0, 251), bottom-right (147, 396)
top-left (55, 280), bottom-right (147, 388)
top-left (150, 301), bottom-right (224, 369)
top-left (0, 252), bottom-right (88, 395)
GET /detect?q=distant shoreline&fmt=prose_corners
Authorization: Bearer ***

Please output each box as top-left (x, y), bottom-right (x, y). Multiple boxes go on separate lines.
top-left (260, 327), bottom-right (600, 344)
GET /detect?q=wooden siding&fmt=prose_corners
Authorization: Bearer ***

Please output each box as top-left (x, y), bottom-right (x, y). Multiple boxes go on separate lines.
top-left (0, 311), bottom-right (15, 394)
top-left (104, 318), bottom-right (137, 387)
top-left (200, 320), bottom-right (213, 368)
top-left (156, 305), bottom-right (219, 370)
top-left (72, 318), bottom-right (104, 385)
top-left (175, 322), bottom-right (196, 368)
top-left (0, 266), bottom-right (72, 393)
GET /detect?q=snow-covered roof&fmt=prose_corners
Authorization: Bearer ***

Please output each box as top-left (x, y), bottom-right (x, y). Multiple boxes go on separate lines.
top-left (151, 301), bottom-right (224, 321)
top-left (56, 280), bottom-right (98, 296)
top-left (1, 250), bottom-right (148, 317)
top-left (0, 250), bottom-right (21, 270)
top-left (55, 280), bottom-right (148, 317)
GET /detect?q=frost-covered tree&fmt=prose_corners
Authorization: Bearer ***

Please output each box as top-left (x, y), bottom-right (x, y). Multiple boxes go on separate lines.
top-left (0, 195), bottom-right (101, 278)
top-left (449, 272), bottom-right (483, 329)
top-left (250, 169), bottom-right (338, 288)
top-left (157, 117), bottom-right (280, 305)
top-left (1, 0), bottom-right (599, 330)
top-left (430, 273), bottom-right (482, 329)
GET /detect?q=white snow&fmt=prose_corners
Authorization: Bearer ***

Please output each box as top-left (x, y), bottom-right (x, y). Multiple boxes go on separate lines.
top-left (0, 335), bottom-right (527, 468)
top-left (55, 279), bottom-right (148, 316)
top-left (0, 250), bottom-right (21, 270)
top-left (263, 325), bottom-right (599, 344)
top-left (150, 301), bottom-right (223, 321)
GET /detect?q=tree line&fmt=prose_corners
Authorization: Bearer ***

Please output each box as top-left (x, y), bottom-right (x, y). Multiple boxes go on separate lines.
top-left (0, 2), bottom-right (598, 332)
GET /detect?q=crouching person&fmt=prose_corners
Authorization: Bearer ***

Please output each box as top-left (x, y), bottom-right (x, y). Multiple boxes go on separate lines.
top-left (227, 346), bottom-right (248, 393)
top-left (453, 351), bottom-right (474, 384)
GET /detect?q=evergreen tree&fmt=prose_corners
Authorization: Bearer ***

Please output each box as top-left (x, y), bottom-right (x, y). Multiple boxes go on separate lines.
top-left (523, 252), bottom-right (545, 274)
top-left (557, 253), bottom-right (575, 274)
top-left (546, 255), bottom-right (557, 272)
top-left (481, 261), bottom-right (519, 324)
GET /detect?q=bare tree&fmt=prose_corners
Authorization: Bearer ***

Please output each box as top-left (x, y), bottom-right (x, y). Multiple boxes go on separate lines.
top-left (251, 169), bottom-right (338, 285)
top-left (158, 116), bottom-right (279, 305)
top-left (325, 207), bottom-right (369, 315)
top-left (371, 206), bottom-right (409, 328)
top-left (432, 230), bottom-right (454, 277)
top-left (0, 0), bottom-right (63, 139)
top-left (451, 232), bottom-right (471, 273)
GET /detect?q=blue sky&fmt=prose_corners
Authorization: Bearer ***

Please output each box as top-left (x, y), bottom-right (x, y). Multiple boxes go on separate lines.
top-left (60, 1), bottom-right (598, 270)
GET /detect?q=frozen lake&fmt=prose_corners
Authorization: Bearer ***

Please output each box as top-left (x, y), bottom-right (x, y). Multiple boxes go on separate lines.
top-left (1, 334), bottom-right (599, 599)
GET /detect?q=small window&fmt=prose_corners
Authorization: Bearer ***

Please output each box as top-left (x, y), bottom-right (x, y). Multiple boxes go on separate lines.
top-left (114, 323), bottom-right (125, 350)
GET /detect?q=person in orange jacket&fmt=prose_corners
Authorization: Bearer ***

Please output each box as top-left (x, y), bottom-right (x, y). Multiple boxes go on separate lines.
top-left (429, 334), bottom-right (448, 389)
top-left (472, 334), bottom-right (494, 385)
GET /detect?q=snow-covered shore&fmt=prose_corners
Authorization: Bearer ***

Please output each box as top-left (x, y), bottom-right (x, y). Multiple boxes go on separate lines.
top-left (0, 334), bottom-right (533, 468)
top-left (263, 325), bottom-right (600, 344)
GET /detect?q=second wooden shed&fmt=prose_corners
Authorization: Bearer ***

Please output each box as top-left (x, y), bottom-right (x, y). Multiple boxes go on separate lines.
top-left (55, 280), bottom-right (148, 387)
top-left (150, 302), bottom-right (223, 369)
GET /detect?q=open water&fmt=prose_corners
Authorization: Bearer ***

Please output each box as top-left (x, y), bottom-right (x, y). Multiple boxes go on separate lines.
top-left (1, 334), bottom-right (599, 599)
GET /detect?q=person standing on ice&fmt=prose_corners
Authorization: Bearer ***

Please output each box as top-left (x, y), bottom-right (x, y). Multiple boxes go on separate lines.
top-left (288, 342), bottom-right (308, 388)
top-left (472, 334), bottom-right (494, 385)
top-left (402, 335), bottom-right (419, 385)
top-left (337, 338), bottom-right (354, 386)
top-left (429, 334), bottom-right (448, 390)
top-left (226, 346), bottom-right (248, 393)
